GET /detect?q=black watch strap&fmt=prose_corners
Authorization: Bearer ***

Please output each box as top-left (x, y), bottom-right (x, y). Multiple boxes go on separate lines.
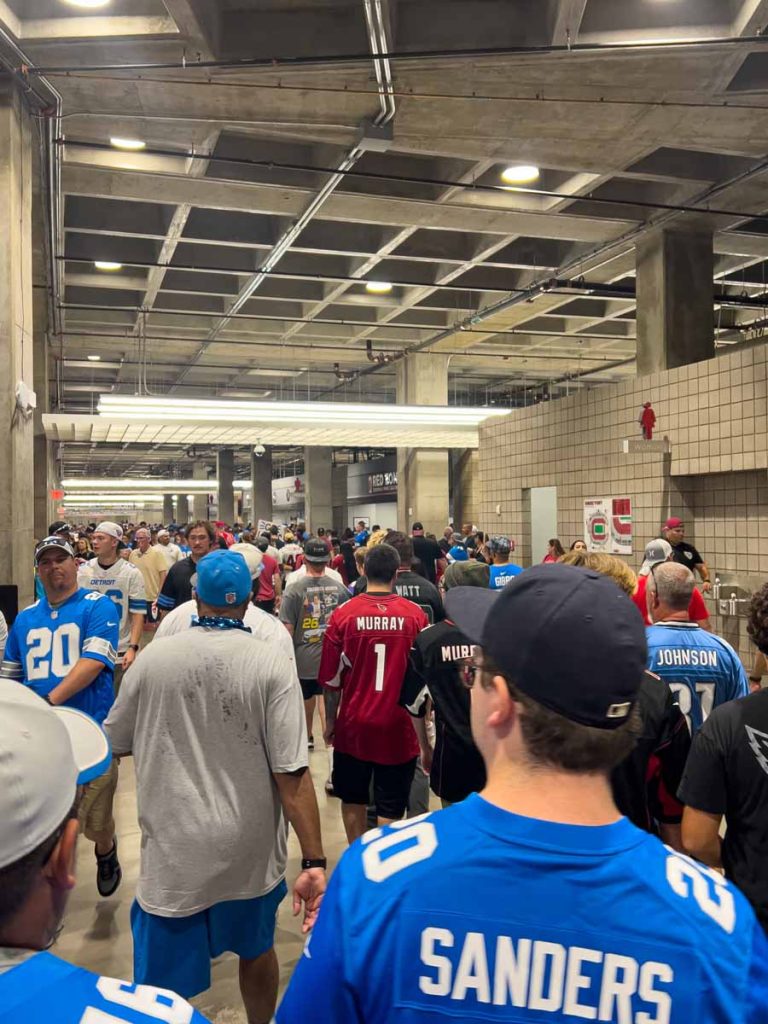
top-left (128, 644), bottom-right (140, 651)
top-left (301, 857), bottom-right (327, 870)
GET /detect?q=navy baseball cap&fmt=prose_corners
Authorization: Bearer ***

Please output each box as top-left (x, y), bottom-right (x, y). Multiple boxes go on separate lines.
top-left (445, 563), bottom-right (647, 729)
top-left (304, 539), bottom-right (330, 563)
top-left (194, 550), bottom-right (252, 607)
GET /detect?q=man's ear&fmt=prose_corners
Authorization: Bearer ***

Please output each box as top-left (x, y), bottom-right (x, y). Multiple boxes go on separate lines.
top-left (486, 673), bottom-right (516, 731)
top-left (43, 819), bottom-right (79, 893)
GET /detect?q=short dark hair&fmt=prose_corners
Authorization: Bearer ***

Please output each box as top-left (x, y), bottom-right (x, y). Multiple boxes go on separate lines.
top-left (364, 543), bottom-right (400, 584)
top-left (384, 530), bottom-right (413, 566)
top-left (481, 655), bottom-right (640, 773)
top-left (412, 521), bottom-right (424, 531)
top-left (188, 520), bottom-right (215, 543)
top-left (748, 582), bottom-right (768, 654)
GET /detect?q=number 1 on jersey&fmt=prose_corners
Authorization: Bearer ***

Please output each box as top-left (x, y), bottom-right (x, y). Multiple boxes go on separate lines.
top-left (374, 643), bottom-right (386, 691)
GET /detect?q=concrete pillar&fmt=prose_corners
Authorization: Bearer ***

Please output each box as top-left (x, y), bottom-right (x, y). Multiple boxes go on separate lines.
top-left (250, 446), bottom-right (273, 527)
top-left (32, 130), bottom-right (55, 542)
top-left (304, 447), bottom-right (333, 532)
top-left (452, 449), bottom-right (479, 529)
top-left (176, 493), bottom-right (190, 523)
top-left (192, 463), bottom-right (208, 521)
top-left (636, 227), bottom-right (714, 376)
top-left (162, 494), bottom-right (174, 523)
top-left (216, 449), bottom-right (235, 524)
top-left (0, 81), bottom-right (35, 607)
top-left (396, 354), bottom-right (449, 536)
top-left (332, 464), bottom-right (348, 530)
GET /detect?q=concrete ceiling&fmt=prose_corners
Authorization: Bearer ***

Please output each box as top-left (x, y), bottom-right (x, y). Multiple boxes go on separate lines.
top-left (4, 0), bottom-right (768, 478)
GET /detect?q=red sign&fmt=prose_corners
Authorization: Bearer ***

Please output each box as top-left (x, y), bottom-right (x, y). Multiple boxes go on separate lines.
top-left (50, 489), bottom-right (65, 500)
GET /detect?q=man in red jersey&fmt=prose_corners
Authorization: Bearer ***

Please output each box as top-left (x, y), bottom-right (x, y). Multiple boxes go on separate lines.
top-left (318, 543), bottom-right (429, 843)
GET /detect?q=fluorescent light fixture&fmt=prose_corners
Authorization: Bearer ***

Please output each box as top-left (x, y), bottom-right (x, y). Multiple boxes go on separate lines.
top-left (63, 478), bottom-right (253, 491)
top-left (501, 165), bottom-right (540, 185)
top-left (63, 359), bottom-right (123, 370)
top-left (365, 281), bottom-right (393, 295)
top-left (97, 395), bottom-right (508, 428)
top-left (246, 369), bottom-right (304, 378)
top-left (94, 261), bottom-right (123, 272)
top-left (222, 390), bottom-right (272, 399)
top-left (110, 137), bottom-right (146, 151)
top-left (62, 0), bottom-right (110, 7)
top-left (87, 355), bottom-right (101, 362)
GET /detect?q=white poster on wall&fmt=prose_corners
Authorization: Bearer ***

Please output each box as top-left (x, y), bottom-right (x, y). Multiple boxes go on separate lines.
top-left (584, 497), bottom-right (632, 555)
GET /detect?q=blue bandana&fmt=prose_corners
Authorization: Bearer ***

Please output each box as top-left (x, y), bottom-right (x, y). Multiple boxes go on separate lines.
top-left (191, 615), bottom-right (252, 633)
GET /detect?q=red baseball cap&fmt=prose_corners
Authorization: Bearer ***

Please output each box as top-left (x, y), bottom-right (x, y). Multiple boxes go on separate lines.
top-left (664, 517), bottom-right (683, 529)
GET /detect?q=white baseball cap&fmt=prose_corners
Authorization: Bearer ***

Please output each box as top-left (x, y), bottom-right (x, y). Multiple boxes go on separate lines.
top-left (229, 542), bottom-right (264, 579)
top-left (0, 686), bottom-right (111, 869)
top-left (95, 521), bottom-right (123, 540)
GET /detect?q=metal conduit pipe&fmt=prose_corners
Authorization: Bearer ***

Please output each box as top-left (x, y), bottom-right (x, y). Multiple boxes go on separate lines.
top-left (170, 0), bottom-right (396, 389)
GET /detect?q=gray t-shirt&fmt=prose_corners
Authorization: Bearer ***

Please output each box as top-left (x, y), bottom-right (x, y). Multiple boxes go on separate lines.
top-left (104, 627), bottom-right (307, 917)
top-left (279, 573), bottom-right (350, 680)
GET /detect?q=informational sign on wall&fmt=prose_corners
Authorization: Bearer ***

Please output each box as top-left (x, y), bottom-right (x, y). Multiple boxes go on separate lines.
top-left (584, 497), bottom-right (633, 555)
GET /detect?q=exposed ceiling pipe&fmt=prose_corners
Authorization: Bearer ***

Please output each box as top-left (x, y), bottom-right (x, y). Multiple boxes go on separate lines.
top-left (168, 0), bottom-right (396, 391)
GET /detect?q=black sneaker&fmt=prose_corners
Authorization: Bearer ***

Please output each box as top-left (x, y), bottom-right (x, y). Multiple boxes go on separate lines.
top-left (96, 839), bottom-right (122, 897)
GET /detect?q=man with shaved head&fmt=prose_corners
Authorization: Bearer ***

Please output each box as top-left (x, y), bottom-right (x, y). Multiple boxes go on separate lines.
top-left (646, 561), bottom-right (748, 734)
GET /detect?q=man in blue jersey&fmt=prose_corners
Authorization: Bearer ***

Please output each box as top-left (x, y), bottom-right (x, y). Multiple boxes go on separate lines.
top-left (646, 561), bottom-right (748, 733)
top-left (0, 685), bottom-right (210, 1024)
top-left (277, 563), bottom-right (768, 1024)
top-left (488, 536), bottom-right (523, 589)
top-left (0, 536), bottom-right (122, 897)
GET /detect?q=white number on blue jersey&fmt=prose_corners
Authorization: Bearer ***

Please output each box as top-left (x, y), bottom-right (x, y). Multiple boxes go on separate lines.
top-left (25, 623), bottom-right (81, 681)
top-left (670, 681), bottom-right (715, 731)
top-left (665, 852), bottom-right (736, 933)
top-left (78, 976), bottom-right (194, 1023)
top-left (362, 815), bottom-right (438, 883)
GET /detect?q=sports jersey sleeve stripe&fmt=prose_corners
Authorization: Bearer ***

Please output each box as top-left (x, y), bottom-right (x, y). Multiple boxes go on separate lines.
top-left (0, 660), bottom-right (23, 679)
top-left (82, 637), bottom-right (118, 664)
top-left (156, 592), bottom-right (175, 609)
top-left (128, 598), bottom-right (148, 612)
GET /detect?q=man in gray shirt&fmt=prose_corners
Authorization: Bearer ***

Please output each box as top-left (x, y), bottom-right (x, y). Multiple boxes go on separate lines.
top-left (280, 537), bottom-right (350, 758)
top-left (105, 549), bottom-right (326, 1024)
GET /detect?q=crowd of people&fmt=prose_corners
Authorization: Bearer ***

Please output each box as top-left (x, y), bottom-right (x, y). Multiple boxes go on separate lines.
top-left (1, 509), bottom-right (767, 1022)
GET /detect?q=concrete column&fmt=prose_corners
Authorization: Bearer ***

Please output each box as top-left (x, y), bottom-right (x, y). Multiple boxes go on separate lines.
top-left (636, 227), bottom-right (714, 376)
top-left (176, 493), bottom-right (190, 523)
top-left (452, 449), bottom-right (479, 529)
top-left (216, 449), bottom-right (235, 524)
top-left (332, 464), bottom-right (348, 530)
top-left (250, 446), bottom-right (273, 527)
top-left (0, 81), bottom-right (35, 607)
top-left (304, 447), bottom-right (333, 532)
top-left (32, 131), bottom-right (55, 542)
top-left (192, 462), bottom-right (209, 521)
top-left (162, 494), bottom-right (174, 523)
top-left (396, 354), bottom-right (449, 536)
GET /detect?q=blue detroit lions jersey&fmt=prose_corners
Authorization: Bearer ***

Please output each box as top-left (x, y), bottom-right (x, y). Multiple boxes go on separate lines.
top-left (0, 951), bottom-right (209, 1023)
top-left (0, 588), bottom-right (118, 723)
top-left (489, 564), bottom-right (524, 589)
top-left (277, 795), bottom-right (768, 1024)
top-left (646, 622), bottom-right (749, 734)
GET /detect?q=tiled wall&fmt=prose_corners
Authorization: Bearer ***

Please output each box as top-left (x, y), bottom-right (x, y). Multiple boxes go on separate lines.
top-left (478, 341), bottom-right (768, 667)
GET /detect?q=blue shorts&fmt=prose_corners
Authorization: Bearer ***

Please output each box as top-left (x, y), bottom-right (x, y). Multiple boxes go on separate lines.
top-left (131, 880), bottom-right (287, 998)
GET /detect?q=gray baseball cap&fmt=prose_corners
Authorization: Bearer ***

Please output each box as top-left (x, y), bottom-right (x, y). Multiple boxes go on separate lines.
top-left (639, 539), bottom-right (672, 577)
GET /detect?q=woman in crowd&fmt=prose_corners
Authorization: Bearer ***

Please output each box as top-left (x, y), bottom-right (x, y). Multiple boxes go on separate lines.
top-left (542, 538), bottom-right (565, 562)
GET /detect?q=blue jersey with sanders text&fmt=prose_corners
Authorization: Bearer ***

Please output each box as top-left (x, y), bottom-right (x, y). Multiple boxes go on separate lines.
top-left (277, 794), bottom-right (768, 1024)
top-left (0, 952), bottom-right (209, 1023)
top-left (0, 588), bottom-right (118, 723)
top-left (646, 622), bottom-right (748, 734)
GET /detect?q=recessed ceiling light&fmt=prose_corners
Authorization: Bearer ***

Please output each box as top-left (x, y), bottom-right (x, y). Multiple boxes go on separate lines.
top-left (500, 165), bottom-right (540, 185)
top-left (94, 261), bottom-right (122, 271)
top-left (62, 0), bottom-right (111, 8)
top-left (110, 137), bottom-right (146, 151)
top-left (87, 354), bottom-right (102, 362)
top-left (365, 281), bottom-right (393, 295)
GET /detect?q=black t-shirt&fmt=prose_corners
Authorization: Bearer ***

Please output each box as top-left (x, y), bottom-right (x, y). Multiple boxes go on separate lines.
top-left (412, 536), bottom-right (442, 585)
top-left (354, 571), bottom-right (444, 624)
top-left (157, 554), bottom-right (197, 611)
top-left (438, 537), bottom-right (451, 555)
top-left (611, 671), bottom-right (691, 834)
top-left (400, 620), bottom-right (486, 803)
top-left (671, 540), bottom-right (704, 569)
top-left (679, 690), bottom-right (768, 930)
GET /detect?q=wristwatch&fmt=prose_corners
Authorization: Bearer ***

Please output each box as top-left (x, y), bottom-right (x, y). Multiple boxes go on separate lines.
top-left (128, 644), bottom-right (140, 652)
top-left (301, 858), bottom-right (327, 870)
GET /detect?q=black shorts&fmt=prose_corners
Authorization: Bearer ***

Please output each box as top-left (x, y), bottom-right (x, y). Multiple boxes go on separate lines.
top-left (332, 751), bottom-right (417, 820)
top-left (300, 678), bottom-right (322, 700)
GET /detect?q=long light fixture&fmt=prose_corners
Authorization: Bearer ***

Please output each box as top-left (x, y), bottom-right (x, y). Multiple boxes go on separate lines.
top-left (98, 395), bottom-right (503, 427)
top-left (94, 261), bottom-right (123, 272)
top-left (110, 137), bottom-right (146, 151)
top-left (365, 281), bottom-right (393, 295)
top-left (63, 479), bottom-right (252, 491)
top-left (62, 0), bottom-right (111, 7)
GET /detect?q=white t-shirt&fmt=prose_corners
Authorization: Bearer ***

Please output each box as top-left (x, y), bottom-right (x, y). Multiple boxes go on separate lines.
top-left (280, 542), bottom-right (304, 568)
top-left (154, 541), bottom-right (183, 569)
top-left (105, 627), bottom-right (307, 917)
top-left (77, 559), bottom-right (147, 652)
top-left (284, 564), bottom-right (344, 589)
top-left (155, 599), bottom-right (297, 670)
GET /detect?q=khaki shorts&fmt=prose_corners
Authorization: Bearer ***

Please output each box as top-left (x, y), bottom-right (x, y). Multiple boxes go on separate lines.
top-left (79, 758), bottom-right (118, 841)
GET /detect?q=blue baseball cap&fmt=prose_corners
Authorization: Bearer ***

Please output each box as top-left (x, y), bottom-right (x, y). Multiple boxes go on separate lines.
top-left (445, 563), bottom-right (647, 729)
top-left (194, 550), bottom-right (252, 607)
